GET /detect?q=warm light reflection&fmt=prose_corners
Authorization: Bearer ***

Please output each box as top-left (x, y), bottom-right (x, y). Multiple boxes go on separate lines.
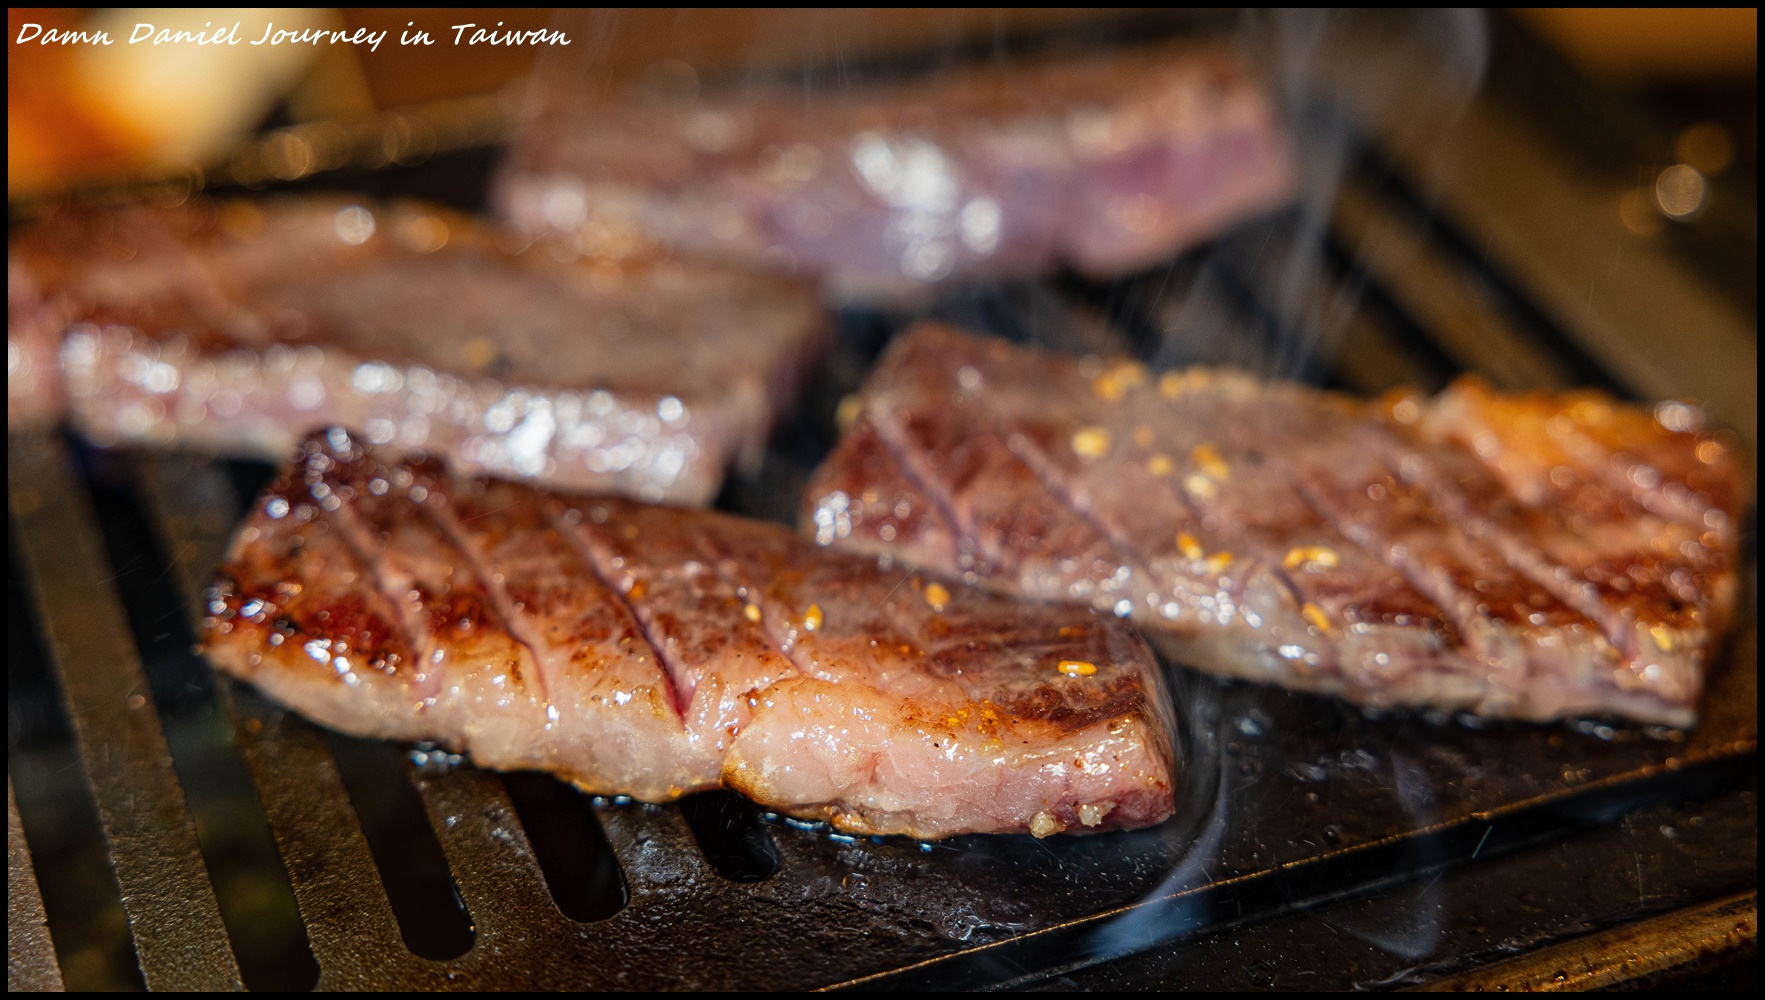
top-left (1653, 163), bottom-right (1707, 220)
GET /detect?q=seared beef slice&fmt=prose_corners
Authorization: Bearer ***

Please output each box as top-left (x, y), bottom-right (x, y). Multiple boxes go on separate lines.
top-left (200, 429), bottom-right (1176, 839)
top-left (496, 40), bottom-right (1292, 296)
top-left (806, 324), bottom-right (1739, 726)
top-left (9, 197), bottom-right (826, 504)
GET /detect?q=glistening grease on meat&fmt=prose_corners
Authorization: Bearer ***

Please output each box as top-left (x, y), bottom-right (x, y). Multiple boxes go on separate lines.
top-left (199, 429), bottom-right (1177, 840)
top-left (805, 324), bottom-right (1739, 727)
top-left (9, 197), bottom-right (826, 504)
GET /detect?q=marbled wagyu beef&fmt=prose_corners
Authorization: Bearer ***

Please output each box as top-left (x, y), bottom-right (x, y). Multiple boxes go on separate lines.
top-left (496, 40), bottom-right (1293, 298)
top-left (8, 197), bottom-right (827, 504)
top-left (199, 429), bottom-right (1177, 840)
top-left (805, 324), bottom-right (1741, 727)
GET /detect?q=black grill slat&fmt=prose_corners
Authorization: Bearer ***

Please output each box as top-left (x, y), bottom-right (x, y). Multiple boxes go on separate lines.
top-left (6, 781), bottom-right (65, 992)
top-left (134, 453), bottom-right (433, 985)
top-left (7, 433), bottom-right (242, 991)
top-left (222, 686), bottom-right (421, 985)
top-left (1331, 166), bottom-right (1580, 392)
top-left (78, 449), bottom-right (319, 990)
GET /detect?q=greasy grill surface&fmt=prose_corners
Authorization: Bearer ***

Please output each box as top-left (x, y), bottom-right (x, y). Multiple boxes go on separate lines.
top-left (7, 47), bottom-right (1757, 998)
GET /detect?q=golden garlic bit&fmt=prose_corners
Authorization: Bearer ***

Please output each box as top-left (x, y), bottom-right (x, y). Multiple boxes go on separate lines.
top-left (1176, 532), bottom-right (1205, 561)
top-left (743, 602), bottom-right (762, 623)
top-left (1649, 623), bottom-right (1676, 652)
top-left (1301, 602), bottom-right (1332, 633)
top-left (1183, 473), bottom-right (1217, 500)
top-left (1146, 453), bottom-right (1174, 477)
top-left (939, 702), bottom-right (1004, 736)
top-left (803, 603), bottom-right (823, 632)
top-left (1057, 659), bottom-right (1098, 676)
top-left (1175, 532), bottom-right (1234, 574)
top-left (1091, 361), bottom-right (1149, 401)
top-left (924, 582), bottom-right (951, 612)
top-left (1071, 426), bottom-right (1112, 461)
top-left (1283, 546), bottom-right (1341, 573)
top-left (1189, 443), bottom-right (1230, 481)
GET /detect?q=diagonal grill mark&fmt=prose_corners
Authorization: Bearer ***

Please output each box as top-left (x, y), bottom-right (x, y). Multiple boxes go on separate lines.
top-left (1234, 449), bottom-right (1462, 646)
top-left (1132, 385), bottom-right (1452, 640)
top-left (1154, 476), bottom-right (1317, 632)
top-left (417, 483), bottom-right (552, 706)
top-left (293, 463), bottom-right (431, 665)
top-left (861, 408), bottom-right (979, 566)
top-left (1281, 456), bottom-right (1481, 653)
top-left (677, 524), bottom-right (812, 682)
top-left (543, 498), bottom-right (690, 722)
top-left (1374, 434), bottom-right (1637, 654)
top-left (872, 392), bottom-right (1163, 617)
top-left (993, 418), bottom-right (1171, 603)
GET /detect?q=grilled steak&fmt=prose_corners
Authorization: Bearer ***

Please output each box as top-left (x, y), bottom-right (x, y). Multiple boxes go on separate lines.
top-left (8, 197), bottom-right (827, 504)
top-left (805, 324), bottom-right (1740, 727)
top-left (495, 41), bottom-right (1293, 298)
top-left (199, 429), bottom-right (1177, 839)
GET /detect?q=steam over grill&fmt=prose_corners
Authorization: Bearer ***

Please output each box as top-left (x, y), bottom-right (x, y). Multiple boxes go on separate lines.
top-left (8, 13), bottom-right (1755, 991)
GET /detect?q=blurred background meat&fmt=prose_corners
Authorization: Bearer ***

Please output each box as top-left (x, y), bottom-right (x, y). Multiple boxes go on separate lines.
top-left (496, 35), bottom-right (1294, 297)
top-left (10, 197), bottom-right (827, 503)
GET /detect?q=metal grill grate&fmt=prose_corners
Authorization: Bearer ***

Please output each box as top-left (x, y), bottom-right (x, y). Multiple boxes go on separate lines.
top-left (7, 22), bottom-right (1756, 993)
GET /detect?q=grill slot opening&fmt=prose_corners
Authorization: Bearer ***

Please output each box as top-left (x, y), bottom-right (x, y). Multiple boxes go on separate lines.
top-left (325, 732), bottom-right (477, 960)
top-left (501, 772), bottom-right (629, 922)
top-left (75, 444), bottom-right (320, 990)
top-left (7, 542), bottom-right (146, 992)
top-left (679, 789), bottom-right (783, 883)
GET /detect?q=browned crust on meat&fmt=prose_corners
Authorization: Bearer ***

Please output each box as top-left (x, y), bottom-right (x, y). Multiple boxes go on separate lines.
top-left (199, 429), bottom-right (1177, 836)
